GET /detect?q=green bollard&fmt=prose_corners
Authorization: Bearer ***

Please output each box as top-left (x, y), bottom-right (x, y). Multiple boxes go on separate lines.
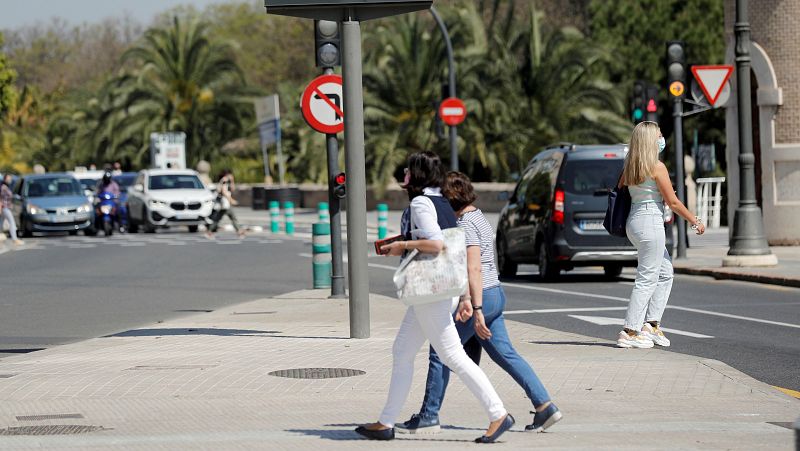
top-left (318, 201), bottom-right (330, 223)
top-left (312, 222), bottom-right (332, 289)
top-left (269, 201), bottom-right (280, 234)
top-left (377, 203), bottom-right (389, 239)
top-left (284, 201), bottom-right (295, 235)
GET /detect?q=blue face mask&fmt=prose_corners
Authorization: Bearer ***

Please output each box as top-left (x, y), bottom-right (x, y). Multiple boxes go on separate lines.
top-left (657, 137), bottom-right (666, 153)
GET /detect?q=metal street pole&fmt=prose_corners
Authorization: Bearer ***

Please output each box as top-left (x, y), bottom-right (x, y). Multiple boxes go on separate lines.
top-left (673, 99), bottom-right (687, 258)
top-left (260, 140), bottom-right (271, 183)
top-left (726, 0), bottom-right (775, 263)
top-left (323, 66), bottom-right (346, 299)
top-left (342, 16), bottom-right (370, 338)
top-left (430, 6), bottom-right (458, 172)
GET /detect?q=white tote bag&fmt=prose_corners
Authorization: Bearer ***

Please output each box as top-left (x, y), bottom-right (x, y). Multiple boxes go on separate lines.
top-left (393, 227), bottom-right (468, 306)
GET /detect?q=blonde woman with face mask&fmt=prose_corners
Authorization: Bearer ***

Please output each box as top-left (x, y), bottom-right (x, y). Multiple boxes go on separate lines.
top-left (617, 122), bottom-right (705, 349)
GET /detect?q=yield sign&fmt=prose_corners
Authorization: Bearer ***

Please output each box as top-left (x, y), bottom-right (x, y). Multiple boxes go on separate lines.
top-left (301, 74), bottom-right (344, 134)
top-left (691, 65), bottom-right (734, 107)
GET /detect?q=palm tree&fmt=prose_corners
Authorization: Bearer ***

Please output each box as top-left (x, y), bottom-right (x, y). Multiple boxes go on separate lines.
top-left (101, 16), bottom-right (253, 167)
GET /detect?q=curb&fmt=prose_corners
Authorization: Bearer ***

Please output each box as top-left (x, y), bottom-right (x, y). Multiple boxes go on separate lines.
top-left (674, 265), bottom-right (800, 288)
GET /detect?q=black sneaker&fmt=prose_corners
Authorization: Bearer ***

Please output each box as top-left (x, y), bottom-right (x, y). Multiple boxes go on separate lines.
top-left (355, 425), bottom-right (394, 440)
top-left (525, 403), bottom-right (562, 432)
top-left (395, 413), bottom-right (441, 434)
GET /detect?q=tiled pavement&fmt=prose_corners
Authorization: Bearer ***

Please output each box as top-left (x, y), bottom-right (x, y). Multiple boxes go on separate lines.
top-left (0, 290), bottom-right (797, 450)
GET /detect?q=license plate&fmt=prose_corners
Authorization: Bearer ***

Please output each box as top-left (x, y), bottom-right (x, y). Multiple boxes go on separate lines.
top-left (175, 213), bottom-right (198, 220)
top-left (50, 214), bottom-right (75, 223)
top-left (579, 220), bottom-right (605, 231)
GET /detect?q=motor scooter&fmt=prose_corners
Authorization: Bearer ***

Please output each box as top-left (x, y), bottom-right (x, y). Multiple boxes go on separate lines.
top-left (95, 192), bottom-right (119, 237)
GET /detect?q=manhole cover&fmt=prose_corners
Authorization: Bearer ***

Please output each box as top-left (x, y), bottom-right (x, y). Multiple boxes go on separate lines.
top-left (268, 368), bottom-right (365, 379)
top-left (0, 425), bottom-right (106, 436)
top-left (16, 413), bottom-right (84, 421)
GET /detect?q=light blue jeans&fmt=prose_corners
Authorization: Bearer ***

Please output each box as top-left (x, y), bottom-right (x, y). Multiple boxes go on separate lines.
top-left (623, 202), bottom-right (674, 330)
top-left (1, 208), bottom-right (17, 239)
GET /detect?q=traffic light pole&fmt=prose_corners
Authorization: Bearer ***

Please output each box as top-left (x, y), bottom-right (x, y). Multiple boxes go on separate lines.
top-left (673, 98), bottom-right (687, 259)
top-left (430, 6), bottom-right (458, 172)
top-left (724, 0), bottom-right (776, 266)
top-left (323, 67), bottom-right (346, 298)
top-left (342, 16), bottom-right (370, 338)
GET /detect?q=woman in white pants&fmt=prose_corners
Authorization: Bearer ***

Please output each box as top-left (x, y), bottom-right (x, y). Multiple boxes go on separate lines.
top-left (1, 174), bottom-right (23, 245)
top-left (618, 122), bottom-right (705, 348)
top-left (356, 152), bottom-right (514, 443)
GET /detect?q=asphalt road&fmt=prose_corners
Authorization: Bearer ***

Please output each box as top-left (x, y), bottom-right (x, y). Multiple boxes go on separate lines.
top-left (1, 227), bottom-right (798, 394)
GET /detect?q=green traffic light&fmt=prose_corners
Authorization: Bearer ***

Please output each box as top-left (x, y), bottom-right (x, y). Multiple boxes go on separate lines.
top-left (633, 109), bottom-right (644, 121)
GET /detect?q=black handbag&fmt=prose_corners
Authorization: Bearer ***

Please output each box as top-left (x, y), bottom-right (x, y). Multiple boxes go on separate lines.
top-left (603, 175), bottom-right (631, 237)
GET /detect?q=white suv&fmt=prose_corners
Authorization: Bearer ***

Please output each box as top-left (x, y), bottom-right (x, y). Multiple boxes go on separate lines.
top-left (126, 169), bottom-right (214, 233)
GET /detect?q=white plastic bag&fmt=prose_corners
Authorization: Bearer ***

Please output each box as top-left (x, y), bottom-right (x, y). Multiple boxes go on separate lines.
top-left (393, 227), bottom-right (468, 306)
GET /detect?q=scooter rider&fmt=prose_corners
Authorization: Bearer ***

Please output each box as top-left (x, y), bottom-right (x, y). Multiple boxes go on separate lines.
top-left (96, 171), bottom-right (127, 231)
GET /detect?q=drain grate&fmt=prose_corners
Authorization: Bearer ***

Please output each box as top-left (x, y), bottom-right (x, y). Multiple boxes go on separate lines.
top-left (0, 425), bottom-right (106, 436)
top-left (127, 364), bottom-right (217, 371)
top-left (16, 413), bottom-right (84, 421)
top-left (268, 368), bottom-right (365, 379)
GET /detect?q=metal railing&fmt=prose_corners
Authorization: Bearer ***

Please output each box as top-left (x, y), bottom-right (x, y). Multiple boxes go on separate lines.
top-left (696, 177), bottom-right (725, 229)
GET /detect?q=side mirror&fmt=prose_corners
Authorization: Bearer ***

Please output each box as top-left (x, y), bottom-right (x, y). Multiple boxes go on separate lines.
top-left (497, 191), bottom-right (510, 202)
top-left (133, 183), bottom-right (144, 192)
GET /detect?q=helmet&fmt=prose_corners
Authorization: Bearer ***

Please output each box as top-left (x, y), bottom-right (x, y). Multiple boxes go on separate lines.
top-left (102, 171), bottom-right (112, 184)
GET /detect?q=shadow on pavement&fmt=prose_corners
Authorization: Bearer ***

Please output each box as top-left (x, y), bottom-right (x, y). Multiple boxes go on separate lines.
top-left (285, 428), bottom-right (362, 441)
top-left (529, 340), bottom-right (617, 348)
top-left (106, 328), bottom-right (280, 337)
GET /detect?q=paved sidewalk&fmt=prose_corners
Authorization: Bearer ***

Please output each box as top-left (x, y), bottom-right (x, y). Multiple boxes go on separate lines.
top-left (0, 290), bottom-right (796, 450)
top-left (673, 227), bottom-right (800, 288)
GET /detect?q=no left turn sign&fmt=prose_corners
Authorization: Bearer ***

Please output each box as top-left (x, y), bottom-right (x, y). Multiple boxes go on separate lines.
top-left (301, 74), bottom-right (344, 134)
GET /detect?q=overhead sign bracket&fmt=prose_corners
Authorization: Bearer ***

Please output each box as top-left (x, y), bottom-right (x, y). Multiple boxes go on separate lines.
top-left (265, 0), bottom-right (432, 21)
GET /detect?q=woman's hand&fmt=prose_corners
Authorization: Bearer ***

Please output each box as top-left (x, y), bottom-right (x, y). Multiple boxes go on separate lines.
top-left (473, 310), bottom-right (492, 340)
top-left (693, 220), bottom-right (706, 235)
top-left (380, 241), bottom-right (406, 256)
top-left (455, 298), bottom-right (473, 322)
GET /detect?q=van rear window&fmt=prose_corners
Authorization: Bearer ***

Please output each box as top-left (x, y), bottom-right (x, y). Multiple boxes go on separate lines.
top-left (562, 160), bottom-right (624, 195)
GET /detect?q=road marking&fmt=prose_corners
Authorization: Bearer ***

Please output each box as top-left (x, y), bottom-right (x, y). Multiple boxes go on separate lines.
top-left (505, 307), bottom-right (628, 315)
top-left (772, 386), bottom-right (800, 399)
top-left (569, 315), bottom-right (714, 338)
top-left (503, 282), bottom-right (800, 330)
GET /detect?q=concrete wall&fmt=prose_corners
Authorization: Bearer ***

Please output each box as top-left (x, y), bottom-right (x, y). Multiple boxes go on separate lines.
top-left (724, 0), bottom-right (800, 245)
top-left (232, 182), bottom-right (515, 212)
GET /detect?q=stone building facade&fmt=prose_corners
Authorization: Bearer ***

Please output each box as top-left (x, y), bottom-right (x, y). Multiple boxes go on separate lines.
top-left (724, 0), bottom-right (800, 245)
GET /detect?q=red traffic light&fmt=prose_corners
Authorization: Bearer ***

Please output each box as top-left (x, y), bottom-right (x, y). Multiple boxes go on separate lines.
top-left (335, 173), bottom-right (346, 185)
top-left (646, 99), bottom-right (657, 113)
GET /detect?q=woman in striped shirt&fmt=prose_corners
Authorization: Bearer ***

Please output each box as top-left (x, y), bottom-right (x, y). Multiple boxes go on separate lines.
top-left (396, 171), bottom-right (562, 435)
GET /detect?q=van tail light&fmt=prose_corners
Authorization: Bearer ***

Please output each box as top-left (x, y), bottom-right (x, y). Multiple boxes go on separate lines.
top-left (663, 203), bottom-right (674, 223)
top-left (552, 189), bottom-right (565, 224)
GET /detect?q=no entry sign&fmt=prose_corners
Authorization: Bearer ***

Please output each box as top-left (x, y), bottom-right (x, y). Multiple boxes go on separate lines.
top-left (438, 97), bottom-right (467, 126)
top-left (301, 74), bottom-right (344, 134)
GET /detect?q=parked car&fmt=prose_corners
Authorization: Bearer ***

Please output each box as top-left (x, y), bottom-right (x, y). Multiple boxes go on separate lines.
top-left (496, 143), bottom-right (675, 280)
top-left (126, 169), bottom-right (214, 233)
top-left (10, 173), bottom-right (94, 236)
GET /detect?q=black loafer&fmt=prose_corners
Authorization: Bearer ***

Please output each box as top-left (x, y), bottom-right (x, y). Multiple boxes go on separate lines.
top-left (355, 425), bottom-right (395, 440)
top-left (475, 414), bottom-right (515, 444)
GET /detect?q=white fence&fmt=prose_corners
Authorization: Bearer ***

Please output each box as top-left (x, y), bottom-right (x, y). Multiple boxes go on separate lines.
top-left (696, 177), bottom-right (725, 229)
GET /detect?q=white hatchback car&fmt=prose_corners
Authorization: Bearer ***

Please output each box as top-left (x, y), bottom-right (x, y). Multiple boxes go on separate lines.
top-left (126, 169), bottom-right (215, 233)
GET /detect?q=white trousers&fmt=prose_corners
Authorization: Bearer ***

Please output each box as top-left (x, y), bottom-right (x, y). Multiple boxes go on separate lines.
top-left (378, 298), bottom-right (506, 427)
top-left (623, 202), bottom-right (674, 330)
top-left (1, 208), bottom-right (17, 239)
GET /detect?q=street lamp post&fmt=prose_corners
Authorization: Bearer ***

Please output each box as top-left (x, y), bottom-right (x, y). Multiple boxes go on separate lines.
top-left (724, 0), bottom-right (777, 267)
top-left (430, 6), bottom-right (458, 172)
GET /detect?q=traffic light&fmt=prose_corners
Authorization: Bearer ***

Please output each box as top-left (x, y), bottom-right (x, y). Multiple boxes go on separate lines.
top-left (645, 84), bottom-right (659, 123)
top-left (333, 172), bottom-right (346, 198)
top-left (666, 41), bottom-right (687, 98)
top-left (314, 20), bottom-right (341, 68)
top-left (631, 80), bottom-right (646, 124)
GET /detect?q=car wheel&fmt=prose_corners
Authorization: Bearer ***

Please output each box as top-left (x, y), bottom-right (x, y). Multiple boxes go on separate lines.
top-left (68, 230), bottom-right (78, 236)
top-left (496, 234), bottom-right (517, 277)
top-left (142, 208), bottom-right (156, 234)
top-left (538, 241), bottom-right (560, 281)
top-left (128, 215), bottom-right (139, 233)
top-left (603, 264), bottom-right (623, 278)
top-left (84, 227), bottom-right (97, 236)
top-left (19, 218), bottom-right (32, 238)
top-left (187, 225), bottom-right (198, 233)
top-left (103, 221), bottom-right (113, 237)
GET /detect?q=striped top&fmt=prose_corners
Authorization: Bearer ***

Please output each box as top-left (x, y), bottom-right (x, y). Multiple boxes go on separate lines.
top-left (458, 209), bottom-right (500, 289)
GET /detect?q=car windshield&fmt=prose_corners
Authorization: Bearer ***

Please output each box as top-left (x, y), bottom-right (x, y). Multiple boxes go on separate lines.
top-left (562, 159), bottom-right (624, 195)
top-left (113, 174), bottom-right (137, 192)
top-left (26, 177), bottom-right (83, 197)
top-left (77, 178), bottom-right (99, 192)
top-left (149, 174), bottom-right (204, 190)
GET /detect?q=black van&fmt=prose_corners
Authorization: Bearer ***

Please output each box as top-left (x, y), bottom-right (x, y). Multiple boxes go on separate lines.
top-left (496, 143), bottom-right (674, 280)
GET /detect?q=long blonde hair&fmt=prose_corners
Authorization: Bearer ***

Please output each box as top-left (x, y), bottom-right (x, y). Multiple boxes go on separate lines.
top-left (622, 121), bottom-right (660, 186)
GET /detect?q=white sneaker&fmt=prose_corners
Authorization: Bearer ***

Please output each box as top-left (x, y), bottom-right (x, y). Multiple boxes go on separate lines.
top-left (642, 323), bottom-right (671, 347)
top-left (617, 330), bottom-right (654, 348)
top-left (0, 233), bottom-right (6, 242)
